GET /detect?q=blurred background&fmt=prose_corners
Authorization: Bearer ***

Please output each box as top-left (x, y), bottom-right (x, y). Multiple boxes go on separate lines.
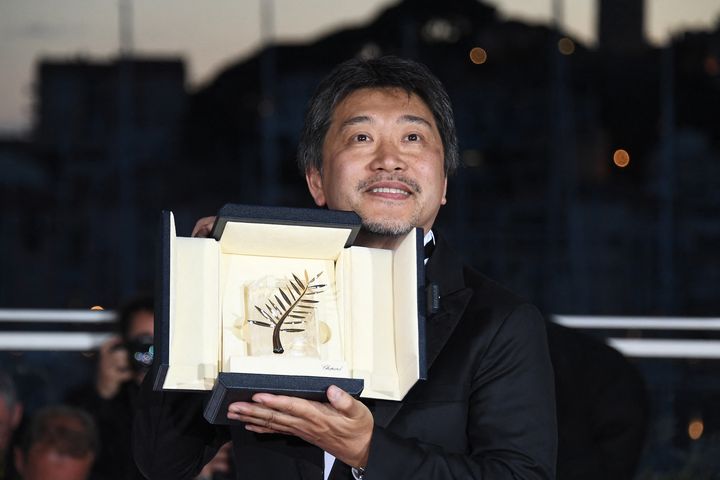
top-left (1, 0), bottom-right (719, 477)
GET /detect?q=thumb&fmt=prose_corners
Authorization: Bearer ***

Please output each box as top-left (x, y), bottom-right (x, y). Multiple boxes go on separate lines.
top-left (326, 385), bottom-right (355, 414)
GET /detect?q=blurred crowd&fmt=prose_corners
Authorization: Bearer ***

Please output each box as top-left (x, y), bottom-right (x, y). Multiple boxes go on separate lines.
top-left (1, 295), bottom-right (650, 480)
top-left (0, 297), bottom-right (232, 480)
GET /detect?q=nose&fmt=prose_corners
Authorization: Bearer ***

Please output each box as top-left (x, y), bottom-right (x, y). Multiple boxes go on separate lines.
top-left (369, 140), bottom-right (407, 172)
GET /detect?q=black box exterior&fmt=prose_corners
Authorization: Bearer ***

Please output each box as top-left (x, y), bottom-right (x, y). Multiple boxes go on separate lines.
top-left (203, 373), bottom-right (364, 425)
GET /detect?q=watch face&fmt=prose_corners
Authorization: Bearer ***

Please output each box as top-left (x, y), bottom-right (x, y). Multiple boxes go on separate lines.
top-left (351, 466), bottom-right (366, 479)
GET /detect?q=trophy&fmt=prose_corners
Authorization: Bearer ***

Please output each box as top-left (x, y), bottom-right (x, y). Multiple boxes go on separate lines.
top-left (245, 270), bottom-right (329, 356)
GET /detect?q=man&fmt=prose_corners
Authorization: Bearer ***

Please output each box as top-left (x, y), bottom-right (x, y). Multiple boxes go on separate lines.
top-left (0, 372), bottom-right (23, 479)
top-left (67, 297), bottom-right (154, 479)
top-left (134, 56), bottom-right (557, 479)
top-left (13, 405), bottom-right (97, 480)
top-left (69, 297), bottom-right (232, 480)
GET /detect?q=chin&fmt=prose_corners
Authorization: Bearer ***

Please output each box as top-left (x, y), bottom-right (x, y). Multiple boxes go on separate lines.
top-left (361, 219), bottom-right (415, 237)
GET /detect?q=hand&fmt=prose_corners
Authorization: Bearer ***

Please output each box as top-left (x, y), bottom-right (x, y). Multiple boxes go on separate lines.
top-left (96, 336), bottom-right (133, 399)
top-left (196, 441), bottom-right (232, 479)
top-left (227, 385), bottom-right (373, 468)
top-left (192, 216), bottom-right (217, 238)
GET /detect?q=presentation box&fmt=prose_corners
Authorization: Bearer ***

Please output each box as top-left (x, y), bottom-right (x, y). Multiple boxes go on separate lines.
top-left (153, 204), bottom-right (426, 424)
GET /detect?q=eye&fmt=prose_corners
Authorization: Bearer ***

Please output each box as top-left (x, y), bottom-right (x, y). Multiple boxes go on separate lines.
top-left (354, 133), bottom-right (369, 142)
top-left (406, 133), bottom-right (420, 142)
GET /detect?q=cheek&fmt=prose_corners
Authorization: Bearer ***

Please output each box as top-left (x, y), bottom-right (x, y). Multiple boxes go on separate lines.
top-left (325, 163), bottom-right (360, 195)
top-left (419, 162), bottom-right (446, 193)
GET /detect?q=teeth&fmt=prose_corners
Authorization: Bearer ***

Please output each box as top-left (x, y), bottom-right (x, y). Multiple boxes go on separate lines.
top-left (371, 187), bottom-right (409, 195)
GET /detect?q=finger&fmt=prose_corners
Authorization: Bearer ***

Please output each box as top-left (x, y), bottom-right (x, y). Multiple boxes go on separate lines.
top-left (230, 412), bottom-right (295, 435)
top-left (191, 216), bottom-right (216, 237)
top-left (116, 368), bottom-right (134, 381)
top-left (99, 336), bottom-right (124, 355)
top-left (252, 393), bottom-right (308, 418)
top-left (227, 402), bottom-right (298, 433)
top-left (109, 349), bottom-right (131, 369)
top-left (326, 385), bottom-right (357, 416)
top-left (245, 424), bottom-right (287, 435)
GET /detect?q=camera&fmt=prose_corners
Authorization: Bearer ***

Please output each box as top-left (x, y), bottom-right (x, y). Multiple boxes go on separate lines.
top-left (123, 334), bottom-right (154, 373)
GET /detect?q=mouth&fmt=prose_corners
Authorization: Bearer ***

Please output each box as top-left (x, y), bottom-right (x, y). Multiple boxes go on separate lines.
top-left (369, 186), bottom-right (410, 196)
top-left (360, 177), bottom-right (419, 199)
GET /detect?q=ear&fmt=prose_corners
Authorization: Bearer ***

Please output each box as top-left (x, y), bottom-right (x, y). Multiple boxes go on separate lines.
top-left (441, 176), bottom-right (448, 205)
top-left (305, 168), bottom-right (327, 207)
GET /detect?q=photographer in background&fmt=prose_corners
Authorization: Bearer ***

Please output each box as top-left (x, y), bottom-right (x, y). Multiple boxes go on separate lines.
top-left (68, 297), bottom-right (233, 480)
top-left (67, 296), bottom-right (154, 479)
top-left (97, 297), bottom-right (155, 400)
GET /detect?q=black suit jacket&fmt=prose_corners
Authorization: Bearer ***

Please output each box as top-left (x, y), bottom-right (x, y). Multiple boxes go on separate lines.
top-left (133, 235), bottom-right (557, 479)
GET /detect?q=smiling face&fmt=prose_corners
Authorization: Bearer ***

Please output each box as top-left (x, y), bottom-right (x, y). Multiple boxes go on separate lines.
top-left (306, 87), bottom-right (447, 242)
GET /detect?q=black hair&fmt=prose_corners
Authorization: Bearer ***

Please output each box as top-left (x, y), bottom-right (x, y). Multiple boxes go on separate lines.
top-left (18, 405), bottom-right (98, 458)
top-left (297, 56), bottom-right (459, 176)
top-left (117, 296), bottom-right (154, 339)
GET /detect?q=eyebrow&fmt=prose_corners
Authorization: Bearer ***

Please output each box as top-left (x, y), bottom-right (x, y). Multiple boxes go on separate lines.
top-left (339, 114), bottom-right (433, 129)
top-left (340, 115), bottom-right (372, 128)
top-left (399, 114), bottom-right (432, 128)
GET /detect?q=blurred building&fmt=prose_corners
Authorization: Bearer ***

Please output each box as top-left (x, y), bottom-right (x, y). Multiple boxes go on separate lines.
top-left (1, 0), bottom-right (718, 316)
top-left (1, 58), bottom-right (186, 307)
top-left (1, 0), bottom-right (719, 476)
top-left (598, 0), bottom-right (646, 54)
top-left (0, 137), bottom-right (51, 305)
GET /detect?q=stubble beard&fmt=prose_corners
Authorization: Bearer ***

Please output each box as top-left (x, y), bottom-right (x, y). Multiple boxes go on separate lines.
top-left (355, 174), bottom-right (421, 237)
top-left (361, 218), bottom-right (415, 237)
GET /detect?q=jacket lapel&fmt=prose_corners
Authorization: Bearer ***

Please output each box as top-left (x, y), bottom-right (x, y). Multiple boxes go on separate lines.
top-left (424, 287), bottom-right (473, 368)
top-left (423, 233), bottom-right (473, 369)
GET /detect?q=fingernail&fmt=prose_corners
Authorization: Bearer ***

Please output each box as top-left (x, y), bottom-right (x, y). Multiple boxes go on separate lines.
top-left (327, 385), bottom-right (340, 400)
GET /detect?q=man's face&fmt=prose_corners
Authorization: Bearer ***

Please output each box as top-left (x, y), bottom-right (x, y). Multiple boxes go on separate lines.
top-left (306, 87), bottom-right (447, 236)
top-left (127, 310), bottom-right (154, 340)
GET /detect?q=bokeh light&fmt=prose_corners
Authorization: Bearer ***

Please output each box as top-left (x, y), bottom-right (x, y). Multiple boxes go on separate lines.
top-left (469, 47), bottom-right (488, 65)
top-left (558, 37), bottom-right (575, 55)
top-left (688, 418), bottom-right (704, 440)
top-left (613, 149), bottom-right (630, 168)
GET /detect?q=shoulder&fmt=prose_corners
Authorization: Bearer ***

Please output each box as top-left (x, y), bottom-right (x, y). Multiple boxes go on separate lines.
top-left (462, 265), bottom-right (544, 329)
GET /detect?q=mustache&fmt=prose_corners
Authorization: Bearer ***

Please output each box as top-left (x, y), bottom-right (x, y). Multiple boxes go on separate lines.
top-left (356, 174), bottom-right (422, 194)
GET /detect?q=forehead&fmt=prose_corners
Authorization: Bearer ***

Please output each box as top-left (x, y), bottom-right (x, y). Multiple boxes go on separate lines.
top-left (330, 87), bottom-right (436, 125)
top-left (128, 310), bottom-right (154, 336)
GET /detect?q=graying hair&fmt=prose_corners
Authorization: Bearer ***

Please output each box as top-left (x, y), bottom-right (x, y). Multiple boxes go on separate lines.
top-left (297, 56), bottom-right (459, 176)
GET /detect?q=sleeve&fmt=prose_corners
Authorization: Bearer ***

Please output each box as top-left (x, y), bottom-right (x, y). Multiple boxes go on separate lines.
top-left (132, 367), bottom-right (230, 480)
top-left (364, 303), bottom-right (557, 479)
